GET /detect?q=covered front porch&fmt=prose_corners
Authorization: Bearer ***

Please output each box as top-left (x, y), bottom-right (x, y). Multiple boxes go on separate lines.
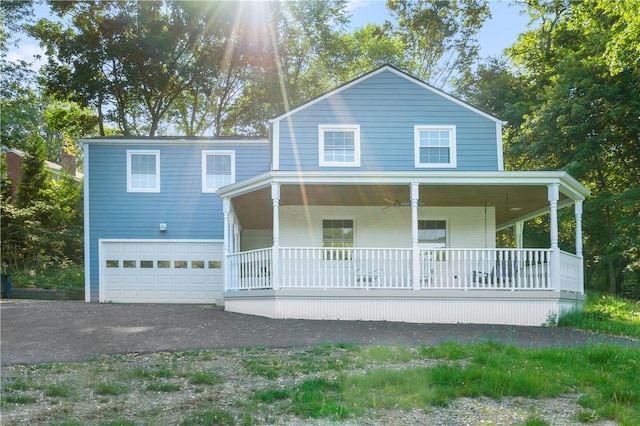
top-left (218, 171), bottom-right (589, 326)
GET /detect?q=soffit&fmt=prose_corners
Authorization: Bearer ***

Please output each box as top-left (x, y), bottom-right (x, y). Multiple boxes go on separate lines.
top-left (230, 183), bottom-right (566, 230)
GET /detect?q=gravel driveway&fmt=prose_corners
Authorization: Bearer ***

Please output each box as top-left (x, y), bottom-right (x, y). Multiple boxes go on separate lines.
top-left (1, 300), bottom-right (637, 366)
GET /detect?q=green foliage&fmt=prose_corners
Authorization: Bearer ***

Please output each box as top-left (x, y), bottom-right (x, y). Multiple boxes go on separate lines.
top-left (387, 0), bottom-right (491, 87)
top-left (459, 0), bottom-right (640, 294)
top-left (559, 292), bottom-right (640, 339)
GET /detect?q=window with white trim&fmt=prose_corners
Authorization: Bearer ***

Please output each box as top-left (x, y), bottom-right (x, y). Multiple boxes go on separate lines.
top-left (127, 150), bottom-right (160, 192)
top-left (202, 150), bottom-right (235, 192)
top-left (414, 125), bottom-right (457, 168)
top-left (418, 220), bottom-right (447, 247)
top-left (322, 219), bottom-right (354, 260)
top-left (319, 125), bottom-right (360, 167)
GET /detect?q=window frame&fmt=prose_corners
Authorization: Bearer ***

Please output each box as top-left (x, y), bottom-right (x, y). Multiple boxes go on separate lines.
top-left (201, 150), bottom-right (236, 193)
top-left (127, 150), bottom-right (160, 193)
top-left (319, 124), bottom-right (361, 167)
top-left (417, 219), bottom-right (448, 248)
top-left (414, 125), bottom-right (457, 168)
top-left (322, 218), bottom-right (355, 260)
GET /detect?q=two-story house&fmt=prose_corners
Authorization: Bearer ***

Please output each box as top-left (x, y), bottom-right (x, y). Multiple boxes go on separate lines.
top-left (83, 65), bottom-right (589, 326)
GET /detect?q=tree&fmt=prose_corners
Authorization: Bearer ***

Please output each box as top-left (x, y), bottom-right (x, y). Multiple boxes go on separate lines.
top-left (503, 0), bottom-right (640, 295)
top-left (30, 1), bottom-right (231, 136)
top-left (386, 0), bottom-right (491, 88)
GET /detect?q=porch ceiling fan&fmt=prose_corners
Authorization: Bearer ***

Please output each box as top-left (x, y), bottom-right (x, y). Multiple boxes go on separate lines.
top-left (383, 196), bottom-right (424, 208)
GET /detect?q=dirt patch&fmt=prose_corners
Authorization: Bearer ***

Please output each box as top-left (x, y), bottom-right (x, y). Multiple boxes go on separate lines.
top-left (1, 346), bottom-right (617, 426)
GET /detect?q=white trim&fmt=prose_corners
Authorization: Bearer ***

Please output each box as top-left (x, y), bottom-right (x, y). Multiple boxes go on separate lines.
top-left (272, 120), bottom-right (280, 170)
top-left (82, 138), bottom-right (268, 146)
top-left (83, 142), bottom-right (91, 302)
top-left (272, 65), bottom-right (505, 126)
top-left (417, 218), bottom-right (448, 248)
top-left (496, 122), bottom-right (504, 171)
top-left (322, 217), bottom-right (356, 247)
top-left (218, 170), bottom-right (591, 201)
top-left (127, 150), bottom-right (160, 193)
top-left (318, 124), bottom-right (361, 167)
top-left (201, 150), bottom-right (236, 193)
top-left (414, 125), bottom-right (457, 168)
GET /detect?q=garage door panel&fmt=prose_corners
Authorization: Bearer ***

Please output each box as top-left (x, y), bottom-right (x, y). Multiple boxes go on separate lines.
top-left (101, 241), bottom-right (223, 304)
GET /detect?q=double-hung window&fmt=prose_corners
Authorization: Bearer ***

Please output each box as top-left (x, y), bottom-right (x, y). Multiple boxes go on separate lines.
top-left (202, 151), bottom-right (235, 192)
top-left (322, 219), bottom-right (354, 260)
top-left (319, 125), bottom-right (360, 167)
top-left (127, 150), bottom-right (160, 192)
top-left (418, 220), bottom-right (447, 247)
top-left (414, 125), bottom-right (457, 168)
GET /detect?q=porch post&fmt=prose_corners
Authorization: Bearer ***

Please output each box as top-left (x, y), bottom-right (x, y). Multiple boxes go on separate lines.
top-left (410, 183), bottom-right (420, 290)
top-left (575, 200), bottom-right (584, 293)
top-left (222, 197), bottom-right (231, 291)
top-left (574, 201), bottom-right (583, 257)
top-left (515, 221), bottom-right (524, 249)
top-left (548, 184), bottom-right (561, 290)
top-left (271, 182), bottom-right (281, 289)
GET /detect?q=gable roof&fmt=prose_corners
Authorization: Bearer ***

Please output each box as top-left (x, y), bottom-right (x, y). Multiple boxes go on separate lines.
top-left (271, 64), bottom-right (505, 125)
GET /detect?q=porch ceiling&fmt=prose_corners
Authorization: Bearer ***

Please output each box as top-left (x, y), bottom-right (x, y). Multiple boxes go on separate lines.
top-left (230, 183), bottom-right (568, 230)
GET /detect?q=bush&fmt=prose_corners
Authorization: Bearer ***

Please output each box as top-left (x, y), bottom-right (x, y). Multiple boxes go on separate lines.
top-left (11, 262), bottom-right (83, 290)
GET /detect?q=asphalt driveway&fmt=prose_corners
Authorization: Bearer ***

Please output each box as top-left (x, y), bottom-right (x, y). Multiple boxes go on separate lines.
top-left (1, 300), bottom-right (637, 366)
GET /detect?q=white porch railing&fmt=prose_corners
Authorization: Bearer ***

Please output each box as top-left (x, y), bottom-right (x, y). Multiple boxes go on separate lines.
top-left (559, 250), bottom-right (583, 293)
top-left (226, 247), bottom-right (583, 293)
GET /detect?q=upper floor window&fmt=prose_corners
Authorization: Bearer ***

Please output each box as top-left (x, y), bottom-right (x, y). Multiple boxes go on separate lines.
top-left (127, 150), bottom-right (160, 192)
top-left (319, 125), bottom-right (361, 167)
top-left (414, 125), bottom-right (457, 168)
top-left (202, 150), bottom-right (235, 192)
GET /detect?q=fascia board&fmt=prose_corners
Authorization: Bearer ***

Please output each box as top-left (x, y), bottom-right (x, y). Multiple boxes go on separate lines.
top-left (81, 138), bottom-right (269, 146)
top-left (218, 170), bottom-right (589, 200)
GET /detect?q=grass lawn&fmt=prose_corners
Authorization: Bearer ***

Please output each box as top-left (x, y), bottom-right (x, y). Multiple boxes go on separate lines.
top-left (2, 293), bottom-right (639, 425)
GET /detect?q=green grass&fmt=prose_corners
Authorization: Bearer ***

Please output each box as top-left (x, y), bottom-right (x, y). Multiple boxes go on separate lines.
top-left (3, 294), bottom-right (639, 425)
top-left (188, 371), bottom-right (224, 385)
top-left (559, 292), bottom-right (640, 339)
top-left (182, 408), bottom-right (235, 425)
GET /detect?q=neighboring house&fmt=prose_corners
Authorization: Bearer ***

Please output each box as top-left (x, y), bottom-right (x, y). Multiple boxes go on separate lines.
top-left (1, 146), bottom-right (83, 198)
top-left (83, 65), bottom-right (589, 326)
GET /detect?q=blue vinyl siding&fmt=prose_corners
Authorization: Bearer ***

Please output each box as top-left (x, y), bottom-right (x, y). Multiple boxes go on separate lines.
top-left (86, 141), bottom-right (269, 300)
top-left (277, 70), bottom-right (499, 171)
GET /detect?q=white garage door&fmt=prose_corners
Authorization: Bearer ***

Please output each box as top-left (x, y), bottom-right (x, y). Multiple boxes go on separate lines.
top-left (100, 240), bottom-right (223, 304)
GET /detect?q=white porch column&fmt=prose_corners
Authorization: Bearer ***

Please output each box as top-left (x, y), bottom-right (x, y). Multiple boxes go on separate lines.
top-left (222, 197), bottom-right (231, 291)
top-left (271, 182), bottom-right (281, 289)
top-left (575, 200), bottom-right (583, 257)
top-left (410, 183), bottom-right (420, 290)
top-left (548, 184), bottom-right (561, 290)
top-left (575, 200), bottom-right (584, 293)
top-left (515, 221), bottom-right (524, 249)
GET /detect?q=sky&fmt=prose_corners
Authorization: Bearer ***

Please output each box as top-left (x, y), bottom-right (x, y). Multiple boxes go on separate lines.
top-left (346, 0), bottom-right (531, 59)
top-left (8, 0), bottom-right (531, 73)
